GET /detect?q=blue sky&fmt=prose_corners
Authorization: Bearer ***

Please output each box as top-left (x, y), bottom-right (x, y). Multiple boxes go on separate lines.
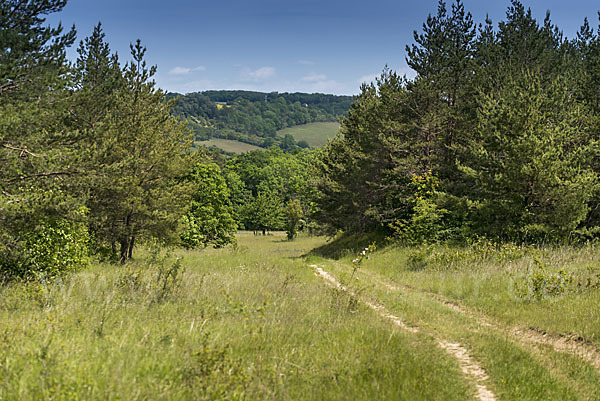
top-left (47, 0), bottom-right (600, 95)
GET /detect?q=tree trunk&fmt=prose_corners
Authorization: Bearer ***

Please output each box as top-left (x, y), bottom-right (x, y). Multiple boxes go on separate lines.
top-left (120, 214), bottom-right (132, 264)
top-left (128, 236), bottom-right (135, 260)
top-left (119, 237), bottom-right (129, 264)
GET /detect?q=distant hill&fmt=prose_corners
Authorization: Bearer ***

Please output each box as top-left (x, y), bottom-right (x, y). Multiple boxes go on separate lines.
top-left (167, 90), bottom-right (352, 152)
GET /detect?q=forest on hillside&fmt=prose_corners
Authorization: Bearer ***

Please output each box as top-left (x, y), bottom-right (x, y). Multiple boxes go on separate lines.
top-left (166, 90), bottom-right (352, 150)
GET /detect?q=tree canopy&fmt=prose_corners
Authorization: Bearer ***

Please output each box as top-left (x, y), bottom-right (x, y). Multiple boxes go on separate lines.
top-left (312, 0), bottom-right (600, 243)
top-left (0, 5), bottom-right (198, 277)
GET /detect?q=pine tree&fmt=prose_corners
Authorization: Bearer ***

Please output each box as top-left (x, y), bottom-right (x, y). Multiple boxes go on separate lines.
top-left (405, 0), bottom-right (477, 182)
top-left (83, 40), bottom-right (197, 263)
top-left (462, 71), bottom-right (598, 239)
top-left (70, 24), bottom-right (124, 254)
top-left (0, 0), bottom-right (81, 276)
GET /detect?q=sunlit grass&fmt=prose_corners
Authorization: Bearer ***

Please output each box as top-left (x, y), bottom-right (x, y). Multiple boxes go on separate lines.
top-left (312, 237), bottom-right (600, 400)
top-left (277, 122), bottom-right (340, 147)
top-left (0, 232), bottom-right (471, 400)
top-left (195, 139), bottom-right (263, 154)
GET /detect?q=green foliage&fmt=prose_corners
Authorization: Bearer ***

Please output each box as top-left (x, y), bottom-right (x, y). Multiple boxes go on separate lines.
top-left (285, 199), bottom-right (303, 240)
top-left (181, 163), bottom-right (237, 248)
top-left (76, 36), bottom-right (197, 263)
top-left (313, 70), bottom-right (410, 234)
top-left (2, 11), bottom-right (199, 274)
top-left (510, 257), bottom-right (574, 301)
top-left (168, 90), bottom-right (351, 151)
top-left (240, 192), bottom-right (284, 234)
top-left (463, 71), bottom-right (598, 240)
top-left (0, 1), bottom-right (83, 279)
top-left (390, 172), bottom-right (450, 244)
top-left (392, 198), bottom-right (447, 245)
top-left (403, 239), bottom-right (536, 272)
top-left (1, 213), bottom-right (89, 280)
top-left (224, 147), bottom-right (315, 233)
top-left (24, 217), bottom-right (89, 279)
top-left (312, 1), bottom-right (600, 245)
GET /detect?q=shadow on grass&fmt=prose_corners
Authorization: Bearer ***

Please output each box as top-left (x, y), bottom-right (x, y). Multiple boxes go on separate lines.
top-left (306, 230), bottom-right (391, 260)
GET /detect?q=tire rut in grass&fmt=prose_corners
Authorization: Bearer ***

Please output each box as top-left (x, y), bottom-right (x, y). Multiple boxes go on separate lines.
top-left (311, 265), bottom-right (497, 401)
top-left (362, 269), bottom-right (600, 373)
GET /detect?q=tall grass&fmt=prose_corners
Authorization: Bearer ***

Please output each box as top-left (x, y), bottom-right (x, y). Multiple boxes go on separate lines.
top-left (314, 237), bottom-right (600, 400)
top-left (0, 232), bottom-right (470, 400)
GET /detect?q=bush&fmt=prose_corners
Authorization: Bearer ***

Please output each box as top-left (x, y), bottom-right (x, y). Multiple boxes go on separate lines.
top-left (0, 216), bottom-right (89, 280)
top-left (390, 172), bottom-right (451, 244)
top-left (510, 257), bottom-right (574, 301)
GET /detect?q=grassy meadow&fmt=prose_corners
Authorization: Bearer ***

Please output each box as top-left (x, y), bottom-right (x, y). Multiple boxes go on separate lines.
top-left (277, 122), bottom-right (340, 147)
top-left (195, 139), bottom-right (263, 154)
top-left (1, 232), bottom-right (600, 400)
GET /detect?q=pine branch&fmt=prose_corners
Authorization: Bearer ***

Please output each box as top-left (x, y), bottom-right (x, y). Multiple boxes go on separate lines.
top-left (0, 82), bottom-right (19, 96)
top-left (2, 170), bottom-right (77, 184)
top-left (2, 144), bottom-right (45, 158)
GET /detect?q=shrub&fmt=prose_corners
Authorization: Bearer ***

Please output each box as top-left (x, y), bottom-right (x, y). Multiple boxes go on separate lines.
top-left (0, 215), bottom-right (89, 280)
top-left (510, 257), bottom-right (574, 301)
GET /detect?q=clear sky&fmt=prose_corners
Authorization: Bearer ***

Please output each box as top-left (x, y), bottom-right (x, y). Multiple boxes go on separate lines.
top-left (47, 0), bottom-right (600, 95)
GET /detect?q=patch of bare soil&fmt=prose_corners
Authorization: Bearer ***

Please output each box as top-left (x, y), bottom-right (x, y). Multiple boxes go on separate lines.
top-left (439, 341), bottom-right (497, 401)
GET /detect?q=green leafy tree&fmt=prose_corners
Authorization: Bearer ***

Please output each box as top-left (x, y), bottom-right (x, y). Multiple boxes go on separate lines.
top-left (181, 163), bottom-right (237, 248)
top-left (241, 192), bottom-right (284, 235)
top-left (0, 0), bottom-right (83, 277)
top-left (285, 199), bottom-right (303, 240)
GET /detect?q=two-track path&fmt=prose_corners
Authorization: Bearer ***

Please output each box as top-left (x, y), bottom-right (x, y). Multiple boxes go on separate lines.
top-left (312, 265), bottom-right (497, 401)
top-left (311, 262), bottom-right (600, 401)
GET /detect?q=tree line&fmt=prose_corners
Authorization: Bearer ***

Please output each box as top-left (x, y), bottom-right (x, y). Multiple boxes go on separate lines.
top-left (0, 0), bottom-right (316, 280)
top-left (312, 0), bottom-right (600, 243)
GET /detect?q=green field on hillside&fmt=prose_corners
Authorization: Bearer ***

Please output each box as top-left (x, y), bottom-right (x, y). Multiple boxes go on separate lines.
top-left (196, 139), bottom-right (263, 154)
top-left (277, 122), bottom-right (340, 147)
